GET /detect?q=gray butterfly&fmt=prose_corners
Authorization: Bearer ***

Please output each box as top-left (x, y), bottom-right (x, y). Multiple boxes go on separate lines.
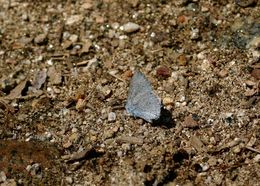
top-left (125, 70), bottom-right (162, 123)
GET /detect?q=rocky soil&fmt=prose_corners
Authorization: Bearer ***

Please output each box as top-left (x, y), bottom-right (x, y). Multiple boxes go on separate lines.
top-left (0, 0), bottom-right (259, 185)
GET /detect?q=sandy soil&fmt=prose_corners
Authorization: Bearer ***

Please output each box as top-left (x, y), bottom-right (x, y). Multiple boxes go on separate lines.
top-left (0, 0), bottom-right (259, 185)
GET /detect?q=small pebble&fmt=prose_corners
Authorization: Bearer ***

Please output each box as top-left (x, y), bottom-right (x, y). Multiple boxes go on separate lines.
top-left (202, 163), bottom-right (210, 172)
top-left (253, 154), bottom-right (260, 163)
top-left (190, 28), bottom-right (200, 40)
top-left (0, 171), bottom-right (7, 182)
top-left (218, 69), bottom-right (228, 78)
top-left (122, 70), bottom-right (133, 80)
top-left (156, 66), bottom-right (171, 78)
top-left (22, 13), bottom-right (29, 21)
top-left (76, 98), bottom-right (85, 111)
top-left (69, 34), bottom-right (78, 42)
top-left (197, 51), bottom-right (206, 60)
top-left (232, 145), bottom-right (241, 154)
top-left (82, 2), bottom-right (93, 9)
top-left (117, 151), bottom-right (123, 157)
top-left (251, 69), bottom-right (260, 80)
top-left (247, 36), bottom-right (260, 49)
top-left (177, 15), bottom-right (187, 24)
top-left (1, 179), bottom-right (17, 186)
top-left (121, 22), bottom-right (140, 33)
top-left (69, 132), bottom-right (78, 142)
top-left (235, 0), bottom-right (256, 7)
top-left (63, 141), bottom-right (72, 149)
top-left (208, 157), bottom-right (217, 166)
top-left (108, 112), bottom-right (116, 122)
top-left (163, 97), bottom-right (174, 105)
top-left (66, 15), bottom-right (83, 25)
top-left (177, 54), bottom-right (188, 66)
top-left (65, 176), bottom-right (73, 184)
top-left (111, 22), bottom-right (120, 30)
top-left (34, 34), bottom-right (47, 45)
top-left (201, 6), bottom-right (209, 12)
top-left (182, 114), bottom-right (198, 128)
top-left (200, 59), bottom-right (211, 71)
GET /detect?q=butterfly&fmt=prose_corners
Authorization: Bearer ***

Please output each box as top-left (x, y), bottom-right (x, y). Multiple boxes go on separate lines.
top-left (125, 70), bottom-right (162, 123)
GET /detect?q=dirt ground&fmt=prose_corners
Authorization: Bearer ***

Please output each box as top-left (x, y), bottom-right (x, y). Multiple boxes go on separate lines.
top-left (0, 0), bottom-right (259, 185)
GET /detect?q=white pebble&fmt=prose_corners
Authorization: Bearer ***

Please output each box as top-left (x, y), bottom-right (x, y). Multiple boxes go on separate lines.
top-left (108, 112), bottom-right (116, 122)
top-left (190, 28), bottom-right (200, 40)
top-left (121, 22), bottom-right (140, 33)
top-left (65, 177), bottom-right (73, 184)
top-left (253, 154), bottom-right (260, 162)
top-left (66, 15), bottom-right (83, 25)
top-left (0, 171), bottom-right (7, 182)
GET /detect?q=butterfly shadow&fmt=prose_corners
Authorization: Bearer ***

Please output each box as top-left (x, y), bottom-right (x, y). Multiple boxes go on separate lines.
top-left (152, 107), bottom-right (175, 128)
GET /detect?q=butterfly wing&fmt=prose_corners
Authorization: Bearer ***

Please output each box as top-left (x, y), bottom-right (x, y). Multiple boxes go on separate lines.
top-left (125, 70), bottom-right (161, 122)
top-left (126, 71), bottom-right (153, 102)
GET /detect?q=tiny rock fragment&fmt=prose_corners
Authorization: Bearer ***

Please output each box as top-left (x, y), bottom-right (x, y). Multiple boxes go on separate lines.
top-left (47, 66), bottom-right (62, 85)
top-left (16, 37), bottom-right (33, 48)
top-left (177, 54), bottom-right (188, 66)
top-left (63, 141), bottom-right (72, 149)
top-left (245, 80), bottom-right (256, 87)
top-left (1, 179), bottom-right (17, 186)
top-left (82, 57), bottom-right (98, 72)
top-left (244, 89), bottom-right (257, 97)
top-left (66, 15), bottom-right (84, 25)
top-left (65, 176), bottom-right (73, 184)
top-left (253, 154), bottom-right (260, 162)
top-left (69, 132), bottom-right (79, 142)
top-left (177, 15), bottom-right (187, 24)
top-left (251, 69), bottom-right (260, 80)
top-left (0, 171), bottom-right (7, 182)
top-left (69, 34), bottom-right (78, 43)
top-left (62, 40), bottom-right (73, 49)
top-left (232, 145), bottom-right (242, 153)
top-left (0, 99), bottom-right (15, 113)
top-left (32, 69), bottom-right (47, 90)
top-left (76, 98), bottom-right (85, 111)
top-left (121, 22), bottom-right (140, 33)
top-left (66, 149), bottom-right (89, 163)
top-left (200, 59), bottom-right (211, 71)
top-left (34, 33), bottom-right (47, 45)
top-left (66, 147), bottom-right (104, 163)
top-left (218, 69), bottom-right (228, 78)
top-left (6, 80), bottom-right (28, 99)
top-left (26, 163), bottom-right (41, 176)
top-left (80, 39), bottom-right (92, 54)
top-left (95, 15), bottom-right (104, 23)
top-left (207, 156), bottom-right (217, 167)
top-left (182, 114), bottom-right (198, 128)
top-left (190, 135), bottom-right (206, 152)
top-left (108, 112), bottom-right (116, 122)
top-left (82, 2), bottom-right (93, 9)
top-left (190, 28), bottom-right (200, 40)
top-left (129, 0), bottom-right (139, 7)
top-left (163, 97), bottom-right (174, 105)
top-left (156, 66), bottom-right (171, 78)
top-left (116, 136), bottom-right (143, 145)
top-left (241, 96), bottom-right (258, 108)
top-left (221, 138), bottom-right (242, 151)
top-left (235, 0), bottom-right (256, 7)
top-left (122, 70), bottom-right (133, 80)
top-left (247, 36), bottom-right (260, 49)
top-left (246, 135), bottom-right (256, 147)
